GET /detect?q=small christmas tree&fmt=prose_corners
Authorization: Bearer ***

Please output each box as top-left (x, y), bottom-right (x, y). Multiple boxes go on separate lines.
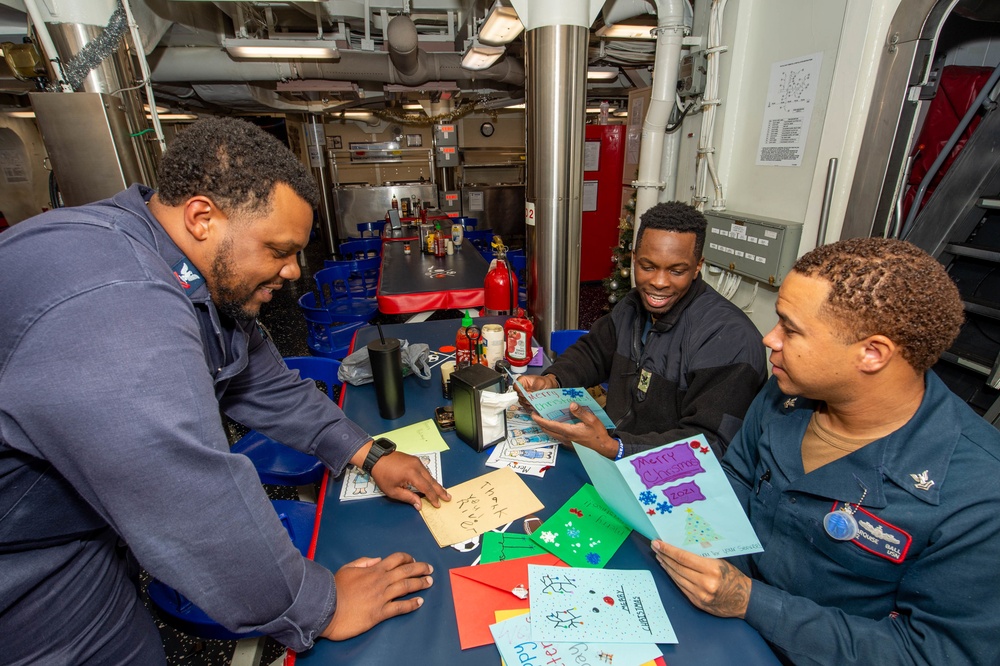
top-left (603, 191), bottom-right (635, 308)
top-left (683, 507), bottom-right (723, 549)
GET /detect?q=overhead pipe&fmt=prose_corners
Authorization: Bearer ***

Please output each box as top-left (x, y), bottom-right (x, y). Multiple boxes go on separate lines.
top-left (148, 46), bottom-right (525, 87)
top-left (631, 0), bottom-right (687, 236)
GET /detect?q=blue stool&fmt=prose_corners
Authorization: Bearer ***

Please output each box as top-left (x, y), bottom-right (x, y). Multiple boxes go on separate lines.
top-left (230, 356), bottom-right (342, 486)
top-left (298, 292), bottom-right (368, 360)
top-left (357, 221), bottom-right (385, 237)
top-left (336, 237), bottom-right (381, 260)
top-left (550, 329), bottom-right (586, 356)
top-left (146, 499), bottom-right (316, 640)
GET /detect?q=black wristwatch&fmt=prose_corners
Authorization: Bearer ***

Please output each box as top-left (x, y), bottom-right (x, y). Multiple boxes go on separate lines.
top-left (362, 437), bottom-right (396, 474)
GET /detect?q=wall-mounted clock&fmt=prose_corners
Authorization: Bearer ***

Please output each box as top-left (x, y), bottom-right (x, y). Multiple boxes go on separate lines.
top-left (480, 121), bottom-right (495, 137)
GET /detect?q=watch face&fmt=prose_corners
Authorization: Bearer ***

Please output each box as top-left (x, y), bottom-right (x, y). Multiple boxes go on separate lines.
top-left (480, 122), bottom-right (495, 137)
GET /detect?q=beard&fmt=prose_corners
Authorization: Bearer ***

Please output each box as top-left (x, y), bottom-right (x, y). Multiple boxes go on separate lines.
top-left (209, 236), bottom-right (260, 321)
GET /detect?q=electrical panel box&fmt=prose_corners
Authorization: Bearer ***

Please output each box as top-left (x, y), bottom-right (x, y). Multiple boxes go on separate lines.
top-left (435, 144), bottom-right (459, 167)
top-left (703, 211), bottom-right (803, 286)
top-left (678, 52), bottom-right (707, 98)
top-left (433, 123), bottom-right (459, 146)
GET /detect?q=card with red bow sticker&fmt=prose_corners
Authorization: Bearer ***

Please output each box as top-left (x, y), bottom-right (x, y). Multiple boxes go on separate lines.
top-left (529, 484), bottom-right (631, 568)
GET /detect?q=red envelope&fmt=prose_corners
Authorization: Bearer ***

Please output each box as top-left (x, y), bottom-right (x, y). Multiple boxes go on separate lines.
top-left (449, 553), bottom-right (566, 650)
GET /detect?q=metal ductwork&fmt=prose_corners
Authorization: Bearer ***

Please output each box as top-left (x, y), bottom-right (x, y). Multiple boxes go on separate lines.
top-left (149, 47), bottom-right (524, 87)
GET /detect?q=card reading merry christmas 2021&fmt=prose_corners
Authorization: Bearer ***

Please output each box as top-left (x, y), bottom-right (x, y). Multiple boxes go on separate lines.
top-left (575, 434), bottom-right (763, 559)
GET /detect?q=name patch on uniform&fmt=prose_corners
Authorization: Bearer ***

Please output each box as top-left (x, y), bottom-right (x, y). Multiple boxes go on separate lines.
top-left (171, 258), bottom-right (204, 292)
top-left (832, 502), bottom-right (912, 563)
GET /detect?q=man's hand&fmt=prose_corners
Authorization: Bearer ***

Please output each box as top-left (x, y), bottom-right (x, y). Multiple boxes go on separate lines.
top-left (321, 553), bottom-right (433, 640)
top-left (652, 540), bottom-right (751, 618)
top-left (369, 451), bottom-right (451, 510)
top-left (531, 402), bottom-right (617, 458)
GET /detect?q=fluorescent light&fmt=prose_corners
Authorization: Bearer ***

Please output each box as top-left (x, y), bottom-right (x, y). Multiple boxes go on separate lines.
top-left (402, 103), bottom-right (423, 111)
top-left (478, 3), bottom-right (523, 46)
top-left (223, 38), bottom-right (339, 59)
top-left (147, 113), bottom-right (198, 120)
top-left (143, 104), bottom-right (169, 113)
top-left (613, 109), bottom-right (629, 117)
top-left (7, 110), bottom-right (35, 118)
top-left (586, 106), bottom-right (619, 114)
top-left (462, 39), bottom-right (505, 70)
top-left (587, 67), bottom-right (620, 81)
top-left (595, 23), bottom-right (657, 40)
top-left (336, 111), bottom-right (373, 120)
top-left (507, 103), bottom-right (525, 109)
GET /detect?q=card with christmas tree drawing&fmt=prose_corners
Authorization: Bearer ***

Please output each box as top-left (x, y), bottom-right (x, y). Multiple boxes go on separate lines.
top-left (575, 434), bottom-right (763, 559)
top-left (528, 484), bottom-right (632, 568)
top-left (526, 565), bottom-right (677, 644)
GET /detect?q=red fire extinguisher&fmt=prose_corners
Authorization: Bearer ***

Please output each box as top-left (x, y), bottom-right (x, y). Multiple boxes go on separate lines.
top-left (484, 236), bottom-right (519, 316)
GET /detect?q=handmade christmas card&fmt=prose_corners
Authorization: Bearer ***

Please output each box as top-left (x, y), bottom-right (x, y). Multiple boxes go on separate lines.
top-left (339, 451), bottom-right (441, 502)
top-left (529, 484), bottom-right (632, 568)
top-left (527, 565), bottom-right (677, 644)
top-left (575, 435), bottom-right (763, 559)
top-left (509, 375), bottom-right (616, 429)
top-left (490, 610), bottom-right (662, 666)
top-left (480, 531), bottom-right (548, 563)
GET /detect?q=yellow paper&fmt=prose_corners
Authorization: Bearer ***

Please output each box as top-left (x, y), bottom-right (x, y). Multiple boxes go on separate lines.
top-left (375, 419), bottom-right (449, 454)
top-left (419, 468), bottom-right (544, 548)
top-left (494, 609), bottom-right (529, 623)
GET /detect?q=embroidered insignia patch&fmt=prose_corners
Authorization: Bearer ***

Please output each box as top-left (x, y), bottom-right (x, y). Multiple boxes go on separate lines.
top-left (171, 258), bottom-right (204, 291)
top-left (909, 470), bottom-right (934, 491)
top-left (831, 502), bottom-right (912, 563)
top-left (637, 368), bottom-right (652, 394)
top-left (783, 397), bottom-right (798, 409)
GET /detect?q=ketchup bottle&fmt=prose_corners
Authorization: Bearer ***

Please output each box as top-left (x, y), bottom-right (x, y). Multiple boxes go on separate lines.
top-left (455, 312), bottom-right (473, 368)
top-left (504, 316), bottom-right (533, 373)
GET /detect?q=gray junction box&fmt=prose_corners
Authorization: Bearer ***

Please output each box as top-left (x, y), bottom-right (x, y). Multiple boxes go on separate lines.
top-left (702, 211), bottom-right (803, 286)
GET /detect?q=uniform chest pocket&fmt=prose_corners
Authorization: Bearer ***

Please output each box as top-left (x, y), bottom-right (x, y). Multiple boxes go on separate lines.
top-left (806, 505), bottom-right (914, 583)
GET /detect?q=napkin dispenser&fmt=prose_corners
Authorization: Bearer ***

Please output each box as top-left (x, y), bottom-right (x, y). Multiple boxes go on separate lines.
top-left (452, 364), bottom-right (507, 452)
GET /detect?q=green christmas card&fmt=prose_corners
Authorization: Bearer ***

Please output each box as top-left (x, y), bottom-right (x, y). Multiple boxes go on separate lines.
top-left (529, 484), bottom-right (632, 568)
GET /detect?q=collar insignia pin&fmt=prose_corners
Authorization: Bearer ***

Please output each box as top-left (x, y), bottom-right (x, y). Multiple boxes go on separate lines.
top-left (910, 470), bottom-right (934, 491)
top-left (783, 397), bottom-right (797, 409)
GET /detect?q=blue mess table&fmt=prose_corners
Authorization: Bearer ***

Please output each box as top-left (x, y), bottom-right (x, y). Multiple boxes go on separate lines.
top-left (293, 318), bottom-right (779, 666)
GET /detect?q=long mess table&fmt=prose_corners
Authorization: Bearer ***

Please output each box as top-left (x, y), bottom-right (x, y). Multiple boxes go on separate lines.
top-left (293, 318), bottom-right (780, 666)
top-left (376, 239), bottom-right (488, 315)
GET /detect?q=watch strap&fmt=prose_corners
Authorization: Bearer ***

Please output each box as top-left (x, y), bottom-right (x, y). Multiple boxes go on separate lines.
top-left (362, 438), bottom-right (396, 474)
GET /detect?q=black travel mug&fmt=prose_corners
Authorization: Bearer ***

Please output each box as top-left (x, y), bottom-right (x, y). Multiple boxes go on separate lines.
top-left (367, 337), bottom-right (405, 419)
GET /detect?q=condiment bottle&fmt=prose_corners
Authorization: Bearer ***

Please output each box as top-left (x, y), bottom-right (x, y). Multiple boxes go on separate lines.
top-left (391, 194), bottom-right (398, 210)
top-left (504, 316), bottom-right (534, 373)
top-left (455, 312), bottom-right (474, 368)
top-left (434, 223), bottom-right (447, 257)
top-left (466, 323), bottom-right (482, 365)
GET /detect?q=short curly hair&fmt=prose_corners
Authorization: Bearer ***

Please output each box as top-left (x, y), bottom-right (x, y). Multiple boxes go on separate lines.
top-left (636, 201), bottom-right (707, 257)
top-left (157, 117), bottom-right (319, 219)
top-left (792, 237), bottom-right (964, 373)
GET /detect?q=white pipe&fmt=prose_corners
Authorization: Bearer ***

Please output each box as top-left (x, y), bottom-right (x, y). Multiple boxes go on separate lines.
top-left (122, 0), bottom-right (165, 152)
top-left (633, 0), bottom-right (686, 231)
top-left (23, 0), bottom-right (72, 92)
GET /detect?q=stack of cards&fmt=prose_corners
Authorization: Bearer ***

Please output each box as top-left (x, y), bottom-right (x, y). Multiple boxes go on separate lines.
top-left (485, 404), bottom-right (559, 477)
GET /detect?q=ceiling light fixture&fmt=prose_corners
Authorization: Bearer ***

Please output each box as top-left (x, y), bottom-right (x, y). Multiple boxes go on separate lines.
top-left (147, 113), bottom-right (198, 121)
top-left (223, 38), bottom-right (340, 59)
top-left (478, 2), bottom-right (523, 46)
top-left (461, 39), bottom-right (505, 71)
top-left (586, 106), bottom-right (618, 113)
top-left (587, 67), bottom-right (620, 81)
top-left (402, 103), bottom-right (423, 111)
top-left (595, 22), bottom-right (657, 40)
top-left (7, 110), bottom-right (35, 118)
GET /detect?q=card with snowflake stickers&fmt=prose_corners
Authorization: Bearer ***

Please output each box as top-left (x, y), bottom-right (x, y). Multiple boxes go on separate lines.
top-left (526, 565), bottom-right (677, 644)
top-left (575, 434), bottom-right (763, 559)
top-left (509, 376), bottom-right (617, 429)
top-left (528, 484), bottom-right (632, 568)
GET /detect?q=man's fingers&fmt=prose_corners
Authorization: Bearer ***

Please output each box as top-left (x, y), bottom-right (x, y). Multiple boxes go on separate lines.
top-left (343, 556), bottom-right (383, 569)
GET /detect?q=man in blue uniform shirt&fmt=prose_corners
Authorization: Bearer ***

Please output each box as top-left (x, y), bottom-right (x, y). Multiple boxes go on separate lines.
top-left (654, 237), bottom-right (1000, 665)
top-left (0, 118), bottom-right (449, 664)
